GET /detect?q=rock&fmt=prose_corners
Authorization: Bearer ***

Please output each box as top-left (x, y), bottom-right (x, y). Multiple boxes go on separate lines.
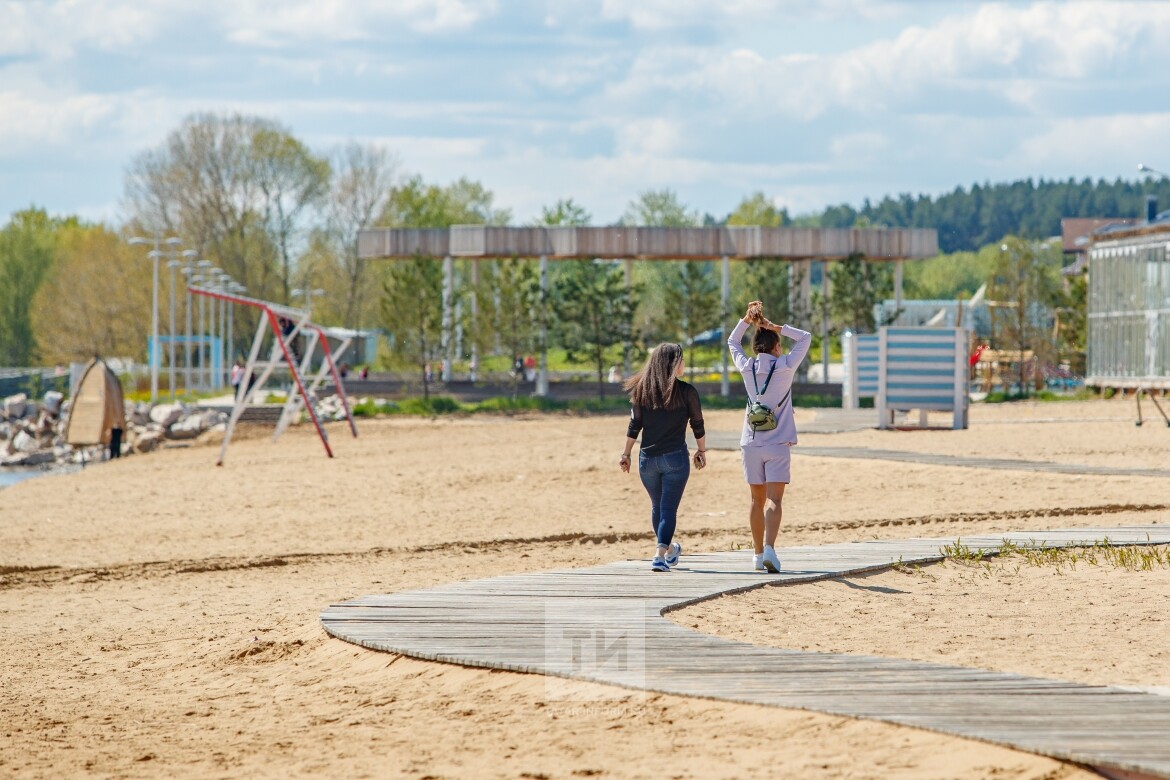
top-left (149, 404), bottom-right (184, 427)
top-left (4, 450), bottom-right (56, 466)
top-left (3, 393), bottom-right (27, 420)
top-left (12, 429), bottom-right (38, 453)
top-left (134, 430), bottom-right (164, 453)
top-left (42, 391), bottom-right (63, 416)
top-left (130, 403), bottom-right (151, 427)
top-left (165, 415), bottom-right (204, 440)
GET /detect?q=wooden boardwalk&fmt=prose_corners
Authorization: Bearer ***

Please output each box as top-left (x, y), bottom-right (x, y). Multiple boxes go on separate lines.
top-left (322, 526), bottom-right (1170, 779)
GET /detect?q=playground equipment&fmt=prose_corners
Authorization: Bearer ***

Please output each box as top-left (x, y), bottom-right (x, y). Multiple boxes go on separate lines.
top-left (189, 286), bottom-right (358, 465)
top-left (877, 326), bottom-right (970, 430)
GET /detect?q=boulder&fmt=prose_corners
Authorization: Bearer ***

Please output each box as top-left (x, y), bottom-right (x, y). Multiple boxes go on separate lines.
top-left (149, 403), bottom-right (184, 427)
top-left (3, 450), bottom-right (56, 467)
top-left (166, 415), bottom-right (204, 440)
top-left (42, 390), bottom-right (63, 416)
top-left (12, 429), bottom-right (38, 453)
top-left (3, 393), bottom-right (27, 420)
top-left (130, 403), bottom-right (152, 427)
top-left (134, 430), bottom-right (164, 453)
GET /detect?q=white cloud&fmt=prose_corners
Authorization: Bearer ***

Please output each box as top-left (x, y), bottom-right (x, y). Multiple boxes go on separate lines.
top-left (0, 0), bottom-right (162, 58)
top-left (598, 0), bottom-right (906, 29)
top-left (219, 0), bottom-right (496, 46)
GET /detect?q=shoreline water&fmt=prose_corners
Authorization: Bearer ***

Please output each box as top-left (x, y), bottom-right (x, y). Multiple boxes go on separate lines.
top-left (0, 463), bottom-right (82, 490)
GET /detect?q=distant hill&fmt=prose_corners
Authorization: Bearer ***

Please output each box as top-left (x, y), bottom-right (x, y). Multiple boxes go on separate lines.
top-left (804, 177), bottom-right (1170, 254)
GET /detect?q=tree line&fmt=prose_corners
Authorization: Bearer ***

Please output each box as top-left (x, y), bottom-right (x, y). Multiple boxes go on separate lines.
top-left (0, 110), bottom-right (1141, 391)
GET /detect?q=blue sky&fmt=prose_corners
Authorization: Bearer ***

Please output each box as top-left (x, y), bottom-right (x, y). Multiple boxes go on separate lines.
top-left (3, 0), bottom-right (1169, 226)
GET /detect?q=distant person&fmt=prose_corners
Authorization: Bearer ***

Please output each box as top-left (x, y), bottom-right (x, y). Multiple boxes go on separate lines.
top-left (607, 364), bottom-right (622, 384)
top-left (469, 357), bottom-right (478, 382)
top-left (360, 365), bottom-right (369, 380)
top-left (339, 362), bottom-right (349, 379)
top-left (620, 343), bottom-right (707, 572)
top-left (512, 356), bottom-right (524, 379)
top-left (728, 301), bottom-right (811, 573)
top-left (230, 360), bottom-right (244, 394)
top-left (523, 354), bottom-right (536, 383)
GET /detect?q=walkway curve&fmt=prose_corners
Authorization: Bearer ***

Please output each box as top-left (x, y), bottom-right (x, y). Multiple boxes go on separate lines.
top-left (322, 527), bottom-right (1170, 779)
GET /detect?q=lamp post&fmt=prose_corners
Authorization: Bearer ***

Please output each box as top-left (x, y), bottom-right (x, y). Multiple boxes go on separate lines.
top-left (167, 257), bottom-right (181, 401)
top-left (179, 250), bottom-right (197, 395)
top-left (196, 260), bottom-right (213, 389)
top-left (205, 266), bottom-right (220, 387)
top-left (1138, 163), bottom-right (1169, 177)
top-left (128, 235), bottom-right (181, 405)
top-left (291, 287), bottom-right (325, 316)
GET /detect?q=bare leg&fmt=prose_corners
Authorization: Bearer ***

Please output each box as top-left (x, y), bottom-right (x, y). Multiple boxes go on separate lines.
top-left (763, 482), bottom-right (787, 548)
top-left (749, 484), bottom-right (767, 554)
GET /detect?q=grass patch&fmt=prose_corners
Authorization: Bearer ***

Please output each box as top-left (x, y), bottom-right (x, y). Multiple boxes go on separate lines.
top-left (343, 391), bottom-right (841, 419)
top-left (938, 537), bottom-right (1170, 578)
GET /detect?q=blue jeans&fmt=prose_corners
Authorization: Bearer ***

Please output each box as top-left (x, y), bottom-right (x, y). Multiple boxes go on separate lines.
top-left (638, 448), bottom-right (691, 548)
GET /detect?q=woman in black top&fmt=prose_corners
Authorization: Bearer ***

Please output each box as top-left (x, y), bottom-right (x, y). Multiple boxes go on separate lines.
top-left (619, 343), bottom-right (707, 572)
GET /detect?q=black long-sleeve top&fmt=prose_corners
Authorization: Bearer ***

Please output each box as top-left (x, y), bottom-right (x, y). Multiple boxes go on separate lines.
top-left (626, 380), bottom-right (705, 455)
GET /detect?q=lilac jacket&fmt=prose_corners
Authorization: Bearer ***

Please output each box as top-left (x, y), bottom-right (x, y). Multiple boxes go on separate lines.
top-left (728, 318), bottom-right (812, 447)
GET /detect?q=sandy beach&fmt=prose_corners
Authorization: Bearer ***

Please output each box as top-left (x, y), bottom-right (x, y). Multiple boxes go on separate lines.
top-left (2, 397), bottom-right (1168, 778)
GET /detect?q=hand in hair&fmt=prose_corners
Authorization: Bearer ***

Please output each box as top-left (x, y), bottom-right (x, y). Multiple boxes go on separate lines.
top-left (745, 300), bottom-right (781, 332)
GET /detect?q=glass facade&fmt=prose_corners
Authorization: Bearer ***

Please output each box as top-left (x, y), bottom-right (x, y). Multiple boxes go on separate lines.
top-left (1087, 232), bottom-right (1170, 387)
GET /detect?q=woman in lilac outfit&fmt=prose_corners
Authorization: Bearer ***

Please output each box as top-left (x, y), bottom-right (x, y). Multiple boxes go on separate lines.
top-left (727, 301), bottom-right (811, 573)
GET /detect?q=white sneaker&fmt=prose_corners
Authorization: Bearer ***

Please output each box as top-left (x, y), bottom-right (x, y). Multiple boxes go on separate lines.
top-left (762, 546), bottom-right (782, 573)
top-left (752, 553), bottom-right (766, 572)
top-left (665, 542), bottom-right (681, 567)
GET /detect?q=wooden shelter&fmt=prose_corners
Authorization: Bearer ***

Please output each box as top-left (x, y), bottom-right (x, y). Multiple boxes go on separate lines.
top-left (359, 225), bottom-right (939, 395)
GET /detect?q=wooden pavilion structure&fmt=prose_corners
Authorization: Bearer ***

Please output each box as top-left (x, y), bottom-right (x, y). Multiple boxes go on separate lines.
top-left (358, 225), bottom-right (939, 395)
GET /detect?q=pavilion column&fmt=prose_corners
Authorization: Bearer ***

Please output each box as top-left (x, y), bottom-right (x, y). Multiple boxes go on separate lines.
top-left (624, 259), bottom-right (633, 378)
top-left (894, 259), bottom-right (904, 316)
top-left (441, 255), bottom-right (453, 383)
top-left (721, 255), bottom-right (730, 398)
top-left (537, 254), bottom-right (549, 397)
top-left (470, 261), bottom-right (479, 382)
top-left (821, 260), bottom-right (831, 384)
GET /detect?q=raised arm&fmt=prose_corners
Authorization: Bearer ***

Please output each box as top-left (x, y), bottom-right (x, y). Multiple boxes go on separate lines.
top-left (728, 301), bottom-right (764, 373)
top-left (780, 324), bottom-right (813, 369)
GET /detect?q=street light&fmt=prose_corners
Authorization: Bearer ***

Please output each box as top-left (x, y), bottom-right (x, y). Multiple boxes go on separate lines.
top-left (291, 287), bottom-right (325, 316)
top-left (1138, 163), bottom-right (1169, 178)
top-left (128, 234), bottom-right (181, 405)
top-left (180, 250), bottom-right (197, 395)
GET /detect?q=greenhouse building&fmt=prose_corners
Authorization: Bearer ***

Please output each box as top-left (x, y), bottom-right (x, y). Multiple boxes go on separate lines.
top-left (1087, 214), bottom-right (1170, 389)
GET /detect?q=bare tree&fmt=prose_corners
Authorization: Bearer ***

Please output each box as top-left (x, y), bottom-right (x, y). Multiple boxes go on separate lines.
top-left (124, 113), bottom-right (328, 304)
top-left (324, 143), bottom-right (398, 329)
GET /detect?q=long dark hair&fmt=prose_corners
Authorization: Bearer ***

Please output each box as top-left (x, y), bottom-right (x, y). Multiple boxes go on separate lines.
top-left (624, 343), bottom-right (684, 409)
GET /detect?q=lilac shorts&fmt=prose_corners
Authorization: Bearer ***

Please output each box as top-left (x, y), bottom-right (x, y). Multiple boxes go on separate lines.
top-left (741, 444), bottom-right (792, 485)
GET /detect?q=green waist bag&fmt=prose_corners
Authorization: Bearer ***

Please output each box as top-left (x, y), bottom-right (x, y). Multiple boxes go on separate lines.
top-left (747, 358), bottom-right (778, 433)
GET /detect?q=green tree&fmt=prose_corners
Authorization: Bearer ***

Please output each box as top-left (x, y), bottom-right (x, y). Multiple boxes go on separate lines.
top-left (538, 198), bottom-right (591, 227)
top-left (482, 257), bottom-right (541, 395)
top-left (379, 176), bottom-right (511, 228)
top-left (664, 262), bottom-right (720, 379)
top-left (31, 223), bottom-right (149, 365)
top-left (0, 208), bottom-right (61, 366)
top-left (828, 253), bottom-right (893, 333)
top-left (553, 260), bottom-right (639, 400)
top-left (622, 189), bottom-right (698, 227)
top-left (381, 255), bottom-right (443, 399)
top-left (989, 237), bottom-right (1062, 396)
top-left (727, 192), bottom-right (788, 229)
top-left (728, 192), bottom-right (790, 328)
